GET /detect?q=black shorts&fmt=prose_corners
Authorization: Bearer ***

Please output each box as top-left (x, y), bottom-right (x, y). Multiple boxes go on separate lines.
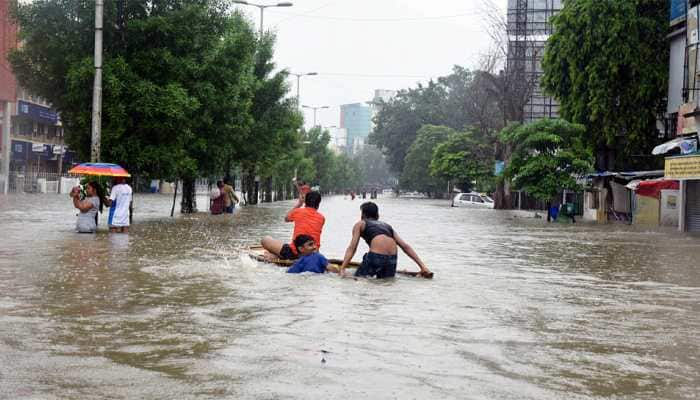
top-left (355, 252), bottom-right (397, 279)
top-left (279, 244), bottom-right (298, 260)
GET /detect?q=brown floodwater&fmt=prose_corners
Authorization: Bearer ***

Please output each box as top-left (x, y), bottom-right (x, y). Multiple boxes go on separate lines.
top-left (0, 193), bottom-right (699, 399)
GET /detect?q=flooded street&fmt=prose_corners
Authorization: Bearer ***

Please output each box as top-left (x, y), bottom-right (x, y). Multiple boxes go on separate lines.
top-left (1, 193), bottom-right (699, 399)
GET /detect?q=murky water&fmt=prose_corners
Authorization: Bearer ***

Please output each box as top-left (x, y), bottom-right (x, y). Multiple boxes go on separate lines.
top-left (0, 193), bottom-right (699, 399)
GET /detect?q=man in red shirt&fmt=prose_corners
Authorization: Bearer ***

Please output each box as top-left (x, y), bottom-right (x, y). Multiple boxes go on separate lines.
top-left (261, 191), bottom-right (325, 260)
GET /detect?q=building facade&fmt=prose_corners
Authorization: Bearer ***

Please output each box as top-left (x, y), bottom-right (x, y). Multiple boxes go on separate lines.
top-left (663, 0), bottom-right (700, 232)
top-left (0, 3), bottom-right (74, 193)
top-left (326, 126), bottom-right (347, 155)
top-left (506, 0), bottom-right (561, 122)
top-left (340, 102), bottom-right (372, 154)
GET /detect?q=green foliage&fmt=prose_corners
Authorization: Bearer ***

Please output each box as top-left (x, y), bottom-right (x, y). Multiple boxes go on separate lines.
top-left (430, 130), bottom-right (492, 192)
top-left (370, 66), bottom-right (502, 174)
top-left (352, 145), bottom-right (394, 187)
top-left (501, 119), bottom-right (593, 202)
top-left (401, 125), bottom-right (452, 196)
top-left (541, 0), bottom-right (668, 167)
top-left (10, 0), bottom-right (257, 182)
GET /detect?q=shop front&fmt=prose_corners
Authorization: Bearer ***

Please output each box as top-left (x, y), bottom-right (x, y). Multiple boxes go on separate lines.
top-left (664, 153), bottom-right (700, 232)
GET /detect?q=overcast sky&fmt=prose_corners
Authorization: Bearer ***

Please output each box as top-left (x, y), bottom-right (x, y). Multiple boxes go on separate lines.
top-left (232, 0), bottom-right (505, 129)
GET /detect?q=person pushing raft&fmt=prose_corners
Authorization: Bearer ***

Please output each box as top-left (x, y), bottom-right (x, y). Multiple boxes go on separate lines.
top-left (338, 201), bottom-right (431, 279)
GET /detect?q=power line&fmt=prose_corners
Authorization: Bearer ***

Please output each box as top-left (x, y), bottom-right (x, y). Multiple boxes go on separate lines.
top-left (302, 72), bottom-right (440, 79)
top-left (271, 10), bottom-right (483, 23)
top-left (272, 0), bottom-right (341, 27)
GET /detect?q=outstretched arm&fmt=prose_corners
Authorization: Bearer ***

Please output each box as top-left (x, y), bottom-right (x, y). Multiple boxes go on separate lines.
top-left (394, 231), bottom-right (431, 275)
top-left (339, 221), bottom-right (363, 276)
top-left (285, 192), bottom-right (305, 222)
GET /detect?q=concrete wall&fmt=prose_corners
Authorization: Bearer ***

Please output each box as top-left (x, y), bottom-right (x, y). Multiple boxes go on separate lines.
top-left (660, 189), bottom-right (681, 227)
top-left (0, 0), bottom-right (17, 102)
top-left (668, 31), bottom-right (686, 115)
top-left (633, 195), bottom-right (660, 226)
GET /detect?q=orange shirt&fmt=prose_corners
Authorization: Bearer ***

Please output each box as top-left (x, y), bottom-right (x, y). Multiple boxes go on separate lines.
top-left (287, 207), bottom-right (325, 255)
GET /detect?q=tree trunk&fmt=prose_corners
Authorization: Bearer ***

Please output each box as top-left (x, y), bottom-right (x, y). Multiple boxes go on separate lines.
top-left (180, 177), bottom-right (197, 213)
top-left (254, 179), bottom-right (260, 205)
top-left (263, 176), bottom-right (273, 203)
top-left (245, 170), bottom-right (257, 205)
top-left (494, 141), bottom-right (513, 210)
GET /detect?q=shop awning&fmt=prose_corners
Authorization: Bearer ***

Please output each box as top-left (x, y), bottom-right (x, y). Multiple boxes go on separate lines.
top-left (652, 135), bottom-right (698, 155)
top-left (636, 179), bottom-right (680, 198)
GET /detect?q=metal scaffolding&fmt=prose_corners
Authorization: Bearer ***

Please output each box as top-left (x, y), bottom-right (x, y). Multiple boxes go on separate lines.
top-left (506, 0), bottom-right (561, 122)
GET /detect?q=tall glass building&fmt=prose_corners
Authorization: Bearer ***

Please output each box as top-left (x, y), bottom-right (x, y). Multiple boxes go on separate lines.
top-left (340, 103), bottom-right (372, 154)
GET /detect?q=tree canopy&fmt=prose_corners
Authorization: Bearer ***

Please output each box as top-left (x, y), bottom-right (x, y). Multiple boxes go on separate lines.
top-left (401, 125), bottom-right (452, 196)
top-left (430, 130), bottom-right (492, 193)
top-left (541, 0), bottom-right (668, 169)
top-left (501, 119), bottom-right (592, 203)
top-left (370, 66), bottom-right (502, 174)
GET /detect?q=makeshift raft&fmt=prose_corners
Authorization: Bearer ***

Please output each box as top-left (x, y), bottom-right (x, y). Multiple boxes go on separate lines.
top-left (247, 246), bottom-right (433, 279)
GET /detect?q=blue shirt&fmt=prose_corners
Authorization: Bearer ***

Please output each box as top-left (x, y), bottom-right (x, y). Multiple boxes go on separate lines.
top-left (287, 252), bottom-right (328, 274)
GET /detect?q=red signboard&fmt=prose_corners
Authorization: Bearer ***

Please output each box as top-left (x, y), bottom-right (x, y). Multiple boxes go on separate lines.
top-left (0, 0), bottom-right (18, 102)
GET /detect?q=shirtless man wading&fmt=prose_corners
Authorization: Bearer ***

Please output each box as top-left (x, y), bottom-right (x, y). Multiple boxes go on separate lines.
top-left (338, 201), bottom-right (432, 278)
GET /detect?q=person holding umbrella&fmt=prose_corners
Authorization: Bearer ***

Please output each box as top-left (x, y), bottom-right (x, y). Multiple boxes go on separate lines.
top-left (68, 163), bottom-right (134, 234)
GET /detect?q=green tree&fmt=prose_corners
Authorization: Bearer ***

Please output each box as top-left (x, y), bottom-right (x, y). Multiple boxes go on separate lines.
top-left (401, 125), bottom-right (452, 197)
top-left (430, 130), bottom-right (492, 192)
top-left (500, 119), bottom-right (592, 203)
top-left (239, 32), bottom-right (302, 204)
top-left (541, 0), bottom-right (668, 170)
top-left (353, 145), bottom-right (393, 187)
top-left (10, 1), bottom-right (262, 212)
top-left (370, 66), bottom-right (502, 176)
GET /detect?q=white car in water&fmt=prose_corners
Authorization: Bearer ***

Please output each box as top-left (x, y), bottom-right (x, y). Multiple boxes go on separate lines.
top-left (452, 192), bottom-right (495, 208)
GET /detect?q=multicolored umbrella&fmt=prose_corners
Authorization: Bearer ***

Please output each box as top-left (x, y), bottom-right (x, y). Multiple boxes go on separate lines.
top-left (68, 163), bottom-right (131, 177)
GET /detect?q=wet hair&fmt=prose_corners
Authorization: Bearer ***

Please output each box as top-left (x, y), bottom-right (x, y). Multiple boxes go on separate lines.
top-left (294, 234), bottom-right (314, 250)
top-left (216, 180), bottom-right (224, 188)
top-left (304, 191), bottom-right (321, 209)
top-left (360, 202), bottom-right (379, 220)
top-left (86, 181), bottom-right (105, 213)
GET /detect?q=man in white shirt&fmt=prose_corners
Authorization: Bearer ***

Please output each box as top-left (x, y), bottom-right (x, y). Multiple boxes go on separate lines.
top-left (105, 177), bottom-right (133, 233)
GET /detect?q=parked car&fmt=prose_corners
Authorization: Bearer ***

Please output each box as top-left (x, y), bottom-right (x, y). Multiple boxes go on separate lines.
top-left (452, 192), bottom-right (495, 208)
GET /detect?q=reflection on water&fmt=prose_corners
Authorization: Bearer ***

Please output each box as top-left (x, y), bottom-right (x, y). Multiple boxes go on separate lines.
top-left (1, 193), bottom-right (699, 399)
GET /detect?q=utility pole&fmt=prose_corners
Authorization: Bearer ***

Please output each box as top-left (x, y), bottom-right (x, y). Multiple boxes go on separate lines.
top-left (91, 0), bottom-right (104, 162)
top-left (291, 72), bottom-right (318, 107)
top-left (232, 1), bottom-right (293, 39)
top-left (302, 105), bottom-right (329, 127)
top-left (2, 101), bottom-right (10, 194)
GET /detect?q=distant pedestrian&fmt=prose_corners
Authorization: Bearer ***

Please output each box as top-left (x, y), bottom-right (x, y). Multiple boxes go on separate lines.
top-left (105, 177), bottom-right (133, 233)
top-left (70, 181), bottom-right (106, 233)
top-left (223, 178), bottom-right (239, 214)
top-left (210, 180), bottom-right (225, 215)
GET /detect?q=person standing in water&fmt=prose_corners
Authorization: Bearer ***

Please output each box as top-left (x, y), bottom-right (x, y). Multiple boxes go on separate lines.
top-left (104, 177), bottom-right (133, 233)
top-left (222, 178), bottom-right (239, 214)
top-left (338, 202), bottom-right (431, 278)
top-left (70, 181), bottom-right (106, 233)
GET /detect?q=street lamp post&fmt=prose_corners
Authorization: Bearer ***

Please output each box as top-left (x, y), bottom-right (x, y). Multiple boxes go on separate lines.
top-left (302, 105), bottom-right (329, 127)
top-left (232, 1), bottom-right (293, 38)
top-left (290, 72), bottom-right (318, 107)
